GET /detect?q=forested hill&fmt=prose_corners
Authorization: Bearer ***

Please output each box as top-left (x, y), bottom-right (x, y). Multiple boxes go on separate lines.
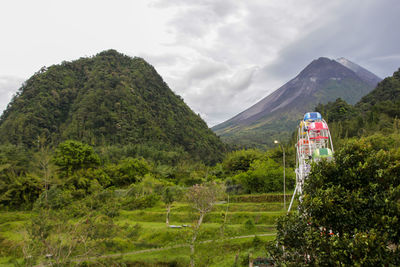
top-left (316, 67), bottom-right (400, 138)
top-left (0, 50), bottom-right (226, 164)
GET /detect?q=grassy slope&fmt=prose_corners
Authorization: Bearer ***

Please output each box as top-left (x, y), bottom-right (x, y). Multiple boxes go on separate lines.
top-left (0, 195), bottom-right (294, 266)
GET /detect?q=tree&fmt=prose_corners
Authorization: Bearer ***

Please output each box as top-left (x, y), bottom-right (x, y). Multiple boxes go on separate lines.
top-left (53, 140), bottom-right (100, 177)
top-left (186, 183), bottom-right (223, 267)
top-left (269, 139), bottom-right (400, 265)
top-left (34, 135), bottom-right (56, 206)
top-left (162, 185), bottom-right (183, 226)
top-left (222, 149), bottom-right (263, 174)
top-left (23, 208), bottom-right (120, 266)
top-left (104, 157), bottom-right (150, 186)
top-left (236, 158), bottom-right (295, 193)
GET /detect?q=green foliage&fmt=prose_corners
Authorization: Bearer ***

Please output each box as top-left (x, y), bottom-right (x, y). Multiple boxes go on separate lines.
top-left (162, 185), bottom-right (184, 205)
top-left (0, 50), bottom-right (226, 165)
top-left (123, 194), bottom-right (160, 210)
top-left (222, 149), bottom-right (263, 174)
top-left (244, 218), bottom-right (255, 231)
top-left (237, 158), bottom-right (295, 193)
top-left (317, 68), bottom-right (400, 140)
top-left (229, 193), bottom-right (289, 203)
top-left (315, 97), bottom-right (357, 123)
top-left (270, 138), bottom-right (400, 265)
top-left (303, 140), bottom-right (400, 238)
top-left (54, 140), bottom-right (100, 177)
top-left (33, 186), bottom-right (73, 210)
top-left (23, 208), bottom-right (122, 265)
top-left (226, 157), bottom-right (295, 194)
top-left (0, 173), bottom-right (42, 209)
top-left (104, 157), bottom-right (150, 186)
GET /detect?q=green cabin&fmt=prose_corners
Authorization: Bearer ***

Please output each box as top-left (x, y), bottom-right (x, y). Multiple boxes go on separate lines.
top-left (312, 148), bottom-right (333, 161)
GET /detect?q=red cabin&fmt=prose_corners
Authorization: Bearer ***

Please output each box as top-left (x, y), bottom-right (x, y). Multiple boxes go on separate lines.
top-left (308, 121), bottom-right (329, 141)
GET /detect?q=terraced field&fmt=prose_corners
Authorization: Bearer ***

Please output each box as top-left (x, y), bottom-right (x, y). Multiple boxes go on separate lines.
top-left (0, 194), bottom-right (294, 266)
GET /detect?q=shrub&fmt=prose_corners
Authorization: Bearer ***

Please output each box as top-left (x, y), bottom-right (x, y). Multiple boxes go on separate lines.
top-left (34, 187), bottom-right (73, 210)
top-left (123, 194), bottom-right (160, 210)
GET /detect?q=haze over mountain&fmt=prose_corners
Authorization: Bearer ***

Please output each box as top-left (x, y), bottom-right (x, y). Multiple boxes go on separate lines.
top-left (0, 50), bottom-right (226, 164)
top-left (212, 57), bottom-right (382, 147)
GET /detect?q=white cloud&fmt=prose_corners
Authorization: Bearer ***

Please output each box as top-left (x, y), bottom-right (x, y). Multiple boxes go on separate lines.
top-left (0, 76), bottom-right (24, 117)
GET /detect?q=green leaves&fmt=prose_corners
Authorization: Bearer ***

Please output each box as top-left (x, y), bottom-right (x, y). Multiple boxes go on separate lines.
top-left (0, 50), bottom-right (226, 164)
top-left (54, 140), bottom-right (100, 177)
top-left (271, 138), bottom-right (400, 265)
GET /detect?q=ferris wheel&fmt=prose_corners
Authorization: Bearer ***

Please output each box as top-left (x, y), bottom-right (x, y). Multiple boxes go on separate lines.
top-left (288, 112), bottom-right (334, 212)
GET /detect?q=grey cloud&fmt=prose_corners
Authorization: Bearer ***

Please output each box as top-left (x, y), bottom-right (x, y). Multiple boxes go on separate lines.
top-left (261, 1), bottom-right (400, 81)
top-left (154, 0), bottom-right (400, 126)
top-left (181, 66), bottom-right (258, 126)
top-left (138, 53), bottom-right (182, 66)
top-left (153, 0), bottom-right (241, 42)
top-left (0, 76), bottom-right (24, 116)
top-left (186, 59), bottom-right (228, 83)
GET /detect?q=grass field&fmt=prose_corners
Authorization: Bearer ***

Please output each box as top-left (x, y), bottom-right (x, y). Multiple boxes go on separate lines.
top-left (0, 194), bottom-right (294, 266)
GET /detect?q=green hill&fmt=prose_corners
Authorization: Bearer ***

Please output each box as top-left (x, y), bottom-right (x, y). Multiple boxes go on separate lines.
top-left (0, 50), bottom-right (226, 164)
top-left (316, 67), bottom-right (400, 139)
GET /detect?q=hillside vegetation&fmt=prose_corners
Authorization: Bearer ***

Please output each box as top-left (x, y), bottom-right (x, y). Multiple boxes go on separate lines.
top-left (268, 68), bottom-right (400, 265)
top-left (316, 67), bottom-right (400, 141)
top-left (0, 50), bottom-right (226, 164)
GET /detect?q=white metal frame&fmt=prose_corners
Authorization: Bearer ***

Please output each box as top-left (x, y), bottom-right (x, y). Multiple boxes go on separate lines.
top-left (288, 118), bottom-right (334, 212)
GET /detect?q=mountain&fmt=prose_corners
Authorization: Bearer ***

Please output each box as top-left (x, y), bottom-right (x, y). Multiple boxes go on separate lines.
top-left (316, 67), bottom-right (400, 139)
top-left (0, 50), bottom-right (226, 164)
top-left (335, 57), bottom-right (382, 86)
top-left (212, 57), bottom-right (381, 147)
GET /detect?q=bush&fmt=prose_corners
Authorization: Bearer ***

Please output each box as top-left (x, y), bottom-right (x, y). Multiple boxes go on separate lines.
top-left (222, 149), bottom-right (263, 174)
top-left (230, 194), bottom-right (291, 203)
top-left (123, 194), bottom-right (160, 210)
top-left (34, 187), bottom-right (73, 210)
top-left (236, 158), bottom-right (295, 193)
top-left (104, 157), bottom-right (150, 186)
top-left (244, 218), bottom-right (255, 230)
top-left (0, 173), bottom-right (42, 209)
top-left (54, 140), bottom-right (100, 177)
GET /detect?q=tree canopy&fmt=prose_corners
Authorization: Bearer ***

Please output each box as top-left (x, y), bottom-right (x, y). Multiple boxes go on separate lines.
top-left (0, 50), bottom-right (226, 165)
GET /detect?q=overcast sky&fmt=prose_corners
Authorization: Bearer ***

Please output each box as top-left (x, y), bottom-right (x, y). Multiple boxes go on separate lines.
top-left (1, 0), bottom-right (399, 126)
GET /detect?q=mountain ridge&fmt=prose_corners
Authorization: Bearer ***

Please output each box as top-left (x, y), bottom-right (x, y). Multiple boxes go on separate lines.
top-left (212, 57), bottom-right (382, 147)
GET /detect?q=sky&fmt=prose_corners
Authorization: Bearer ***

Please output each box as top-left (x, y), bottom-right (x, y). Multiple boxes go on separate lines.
top-left (1, 0), bottom-right (399, 127)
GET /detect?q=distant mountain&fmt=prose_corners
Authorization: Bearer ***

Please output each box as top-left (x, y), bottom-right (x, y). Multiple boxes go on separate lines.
top-left (316, 67), bottom-right (400, 138)
top-left (212, 57), bottom-right (381, 147)
top-left (0, 50), bottom-right (226, 164)
top-left (335, 57), bottom-right (382, 86)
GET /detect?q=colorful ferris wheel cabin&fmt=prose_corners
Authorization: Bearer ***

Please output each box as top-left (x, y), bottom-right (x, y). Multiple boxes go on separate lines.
top-left (297, 138), bottom-right (311, 155)
top-left (308, 121), bottom-right (329, 140)
top-left (312, 148), bottom-right (333, 161)
top-left (299, 121), bottom-right (309, 135)
top-left (304, 112), bottom-right (322, 122)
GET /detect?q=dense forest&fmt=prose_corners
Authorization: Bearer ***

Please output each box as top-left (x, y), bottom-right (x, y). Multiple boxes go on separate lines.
top-left (0, 50), bottom-right (226, 165)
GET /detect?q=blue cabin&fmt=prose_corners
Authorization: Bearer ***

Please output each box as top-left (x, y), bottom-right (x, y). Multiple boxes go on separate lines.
top-left (304, 112), bottom-right (322, 122)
